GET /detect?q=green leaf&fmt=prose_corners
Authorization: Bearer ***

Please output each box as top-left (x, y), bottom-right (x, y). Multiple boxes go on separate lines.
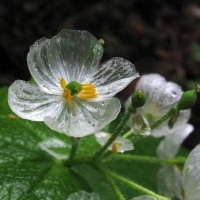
top-left (0, 87), bottom-right (90, 199)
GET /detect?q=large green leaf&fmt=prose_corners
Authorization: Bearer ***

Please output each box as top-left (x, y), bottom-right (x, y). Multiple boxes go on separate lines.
top-left (0, 88), bottom-right (90, 199)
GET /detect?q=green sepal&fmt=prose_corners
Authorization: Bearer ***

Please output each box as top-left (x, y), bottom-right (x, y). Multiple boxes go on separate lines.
top-left (177, 89), bottom-right (197, 110)
top-left (131, 90), bottom-right (146, 108)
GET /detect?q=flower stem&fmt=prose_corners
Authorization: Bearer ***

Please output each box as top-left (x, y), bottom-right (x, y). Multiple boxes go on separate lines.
top-left (92, 107), bottom-right (133, 160)
top-left (68, 137), bottom-right (79, 161)
top-left (106, 170), bottom-right (170, 200)
top-left (95, 165), bottom-right (125, 200)
top-left (150, 107), bottom-right (178, 130)
top-left (104, 154), bottom-right (186, 165)
top-left (122, 128), bottom-right (134, 138)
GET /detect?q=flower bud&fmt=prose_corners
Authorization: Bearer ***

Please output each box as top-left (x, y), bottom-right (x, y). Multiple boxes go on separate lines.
top-left (98, 39), bottom-right (105, 45)
top-left (131, 113), bottom-right (151, 136)
top-left (177, 89), bottom-right (197, 110)
top-left (131, 90), bottom-right (146, 108)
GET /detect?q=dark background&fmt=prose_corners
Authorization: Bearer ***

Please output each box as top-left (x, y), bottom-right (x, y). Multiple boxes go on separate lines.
top-left (1, 0), bottom-right (200, 149)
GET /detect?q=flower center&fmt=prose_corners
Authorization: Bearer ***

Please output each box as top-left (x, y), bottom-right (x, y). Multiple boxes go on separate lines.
top-left (60, 78), bottom-right (98, 108)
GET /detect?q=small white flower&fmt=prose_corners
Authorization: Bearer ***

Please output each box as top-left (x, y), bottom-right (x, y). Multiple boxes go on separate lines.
top-left (8, 29), bottom-right (139, 137)
top-left (67, 191), bottom-right (100, 200)
top-left (126, 73), bottom-right (191, 137)
top-left (95, 132), bottom-right (134, 153)
top-left (156, 123), bottom-right (194, 199)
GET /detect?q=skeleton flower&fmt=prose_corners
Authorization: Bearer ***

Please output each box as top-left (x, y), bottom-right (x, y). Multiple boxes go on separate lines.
top-left (126, 73), bottom-right (191, 137)
top-left (8, 30), bottom-right (139, 137)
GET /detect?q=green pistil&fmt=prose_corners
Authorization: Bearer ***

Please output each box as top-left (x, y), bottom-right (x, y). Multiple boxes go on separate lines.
top-left (66, 81), bottom-right (82, 96)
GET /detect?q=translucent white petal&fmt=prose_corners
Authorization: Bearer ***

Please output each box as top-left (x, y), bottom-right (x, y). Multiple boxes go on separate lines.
top-left (157, 166), bottom-right (183, 200)
top-left (90, 57), bottom-right (139, 100)
top-left (151, 109), bottom-right (191, 138)
top-left (183, 144), bottom-right (200, 200)
top-left (95, 132), bottom-right (134, 152)
top-left (39, 138), bottom-right (69, 159)
top-left (130, 195), bottom-right (157, 200)
top-left (44, 98), bottom-right (121, 137)
top-left (135, 73), bottom-right (166, 102)
top-left (8, 80), bottom-right (63, 121)
top-left (157, 124), bottom-right (193, 158)
top-left (68, 191), bottom-right (100, 200)
top-left (135, 73), bottom-right (182, 116)
top-left (27, 29), bottom-right (103, 93)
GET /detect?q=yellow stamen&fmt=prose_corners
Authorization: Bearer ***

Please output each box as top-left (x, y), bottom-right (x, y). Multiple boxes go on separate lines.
top-left (59, 78), bottom-right (98, 108)
top-left (60, 78), bottom-right (74, 108)
top-left (60, 78), bottom-right (67, 90)
top-left (78, 84), bottom-right (98, 100)
top-left (112, 142), bottom-right (120, 153)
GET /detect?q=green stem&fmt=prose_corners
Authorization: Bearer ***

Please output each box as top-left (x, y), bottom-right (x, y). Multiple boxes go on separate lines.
top-left (103, 154), bottom-right (186, 165)
top-left (106, 170), bottom-right (170, 200)
top-left (95, 165), bottom-right (125, 200)
top-left (92, 107), bottom-right (133, 160)
top-left (68, 137), bottom-right (79, 161)
top-left (150, 107), bottom-right (178, 130)
top-left (123, 128), bottom-right (134, 138)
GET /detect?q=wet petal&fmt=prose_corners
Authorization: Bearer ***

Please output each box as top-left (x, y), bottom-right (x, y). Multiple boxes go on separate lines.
top-left (183, 144), bottom-right (200, 200)
top-left (44, 98), bottom-right (121, 137)
top-left (157, 124), bottom-right (193, 158)
top-left (95, 132), bottom-right (134, 153)
top-left (8, 80), bottom-right (63, 121)
top-left (27, 30), bottom-right (103, 93)
top-left (135, 73), bottom-right (166, 102)
top-left (157, 166), bottom-right (183, 200)
top-left (91, 57), bottom-right (139, 100)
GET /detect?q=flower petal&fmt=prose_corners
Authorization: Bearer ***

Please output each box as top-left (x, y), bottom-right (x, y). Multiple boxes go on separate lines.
top-left (151, 109), bottom-right (191, 138)
top-left (95, 132), bottom-right (134, 152)
top-left (157, 166), bottom-right (183, 200)
top-left (183, 144), bottom-right (200, 200)
top-left (157, 124), bottom-right (193, 158)
top-left (135, 73), bottom-right (166, 102)
top-left (27, 29), bottom-right (103, 93)
top-left (8, 80), bottom-right (63, 121)
top-left (44, 98), bottom-right (121, 137)
top-left (136, 74), bottom-right (183, 115)
top-left (91, 57), bottom-right (139, 100)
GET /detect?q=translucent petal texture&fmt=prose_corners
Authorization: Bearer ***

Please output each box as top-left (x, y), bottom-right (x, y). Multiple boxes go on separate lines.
top-left (183, 144), bottom-right (200, 200)
top-left (91, 57), bottom-right (139, 100)
top-left (157, 166), bottom-right (183, 200)
top-left (130, 195), bottom-right (157, 200)
top-left (135, 74), bottom-right (166, 103)
top-left (27, 29), bottom-right (103, 93)
top-left (151, 109), bottom-right (191, 138)
top-left (94, 132), bottom-right (134, 152)
top-left (136, 74), bottom-right (183, 121)
top-left (68, 191), bottom-right (100, 200)
top-left (44, 98), bottom-right (121, 137)
top-left (157, 124), bottom-right (193, 159)
top-left (8, 80), bottom-right (63, 121)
